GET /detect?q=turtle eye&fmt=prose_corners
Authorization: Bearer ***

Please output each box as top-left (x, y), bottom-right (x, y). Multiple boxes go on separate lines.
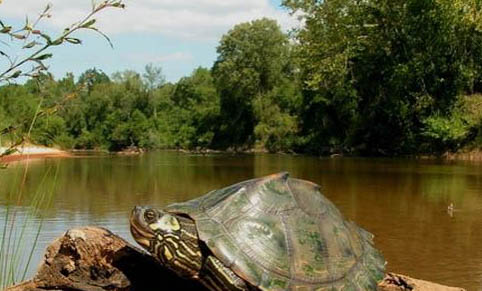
top-left (144, 209), bottom-right (157, 223)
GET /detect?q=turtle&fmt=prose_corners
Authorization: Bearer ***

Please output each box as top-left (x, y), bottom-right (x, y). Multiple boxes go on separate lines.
top-left (130, 172), bottom-right (385, 290)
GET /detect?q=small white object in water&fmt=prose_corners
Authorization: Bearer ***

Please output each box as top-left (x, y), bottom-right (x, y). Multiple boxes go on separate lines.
top-left (447, 202), bottom-right (454, 217)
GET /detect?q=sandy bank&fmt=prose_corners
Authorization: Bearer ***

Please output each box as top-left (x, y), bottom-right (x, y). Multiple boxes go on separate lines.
top-left (0, 146), bottom-right (70, 163)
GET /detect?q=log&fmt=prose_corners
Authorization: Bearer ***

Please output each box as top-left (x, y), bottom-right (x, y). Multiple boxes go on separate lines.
top-left (6, 226), bottom-right (465, 291)
top-left (7, 226), bottom-right (203, 291)
top-left (377, 273), bottom-right (465, 291)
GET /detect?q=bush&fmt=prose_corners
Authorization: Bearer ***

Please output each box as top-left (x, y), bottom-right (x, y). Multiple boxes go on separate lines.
top-left (421, 113), bottom-right (471, 152)
top-left (421, 94), bottom-right (482, 152)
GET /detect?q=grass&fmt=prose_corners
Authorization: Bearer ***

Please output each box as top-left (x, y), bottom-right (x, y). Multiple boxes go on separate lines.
top-left (0, 159), bottom-right (59, 289)
top-left (0, 95), bottom-right (59, 289)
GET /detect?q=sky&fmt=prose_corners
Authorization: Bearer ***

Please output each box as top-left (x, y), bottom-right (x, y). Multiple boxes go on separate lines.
top-left (1, 0), bottom-right (299, 82)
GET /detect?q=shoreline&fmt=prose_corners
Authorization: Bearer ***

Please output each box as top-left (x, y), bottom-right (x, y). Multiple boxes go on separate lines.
top-left (442, 149), bottom-right (482, 161)
top-left (0, 146), bottom-right (71, 164)
top-left (178, 147), bottom-right (482, 162)
top-left (2, 145), bottom-right (482, 163)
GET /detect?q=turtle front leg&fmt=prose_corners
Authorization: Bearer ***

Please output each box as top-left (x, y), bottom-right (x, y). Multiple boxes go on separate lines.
top-left (199, 256), bottom-right (251, 291)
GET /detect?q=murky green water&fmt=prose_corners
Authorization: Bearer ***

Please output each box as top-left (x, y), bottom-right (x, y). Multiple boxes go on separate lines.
top-left (1, 152), bottom-right (481, 289)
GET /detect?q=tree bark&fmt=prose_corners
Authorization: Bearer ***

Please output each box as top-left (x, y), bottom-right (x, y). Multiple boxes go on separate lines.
top-left (6, 226), bottom-right (465, 291)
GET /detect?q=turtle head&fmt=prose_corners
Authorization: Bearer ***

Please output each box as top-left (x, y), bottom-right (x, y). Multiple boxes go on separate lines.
top-left (130, 206), bottom-right (203, 278)
top-left (130, 206), bottom-right (182, 247)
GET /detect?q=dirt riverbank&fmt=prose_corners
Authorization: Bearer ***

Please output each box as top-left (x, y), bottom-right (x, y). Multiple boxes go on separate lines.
top-left (0, 146), bottom-right (70, 164)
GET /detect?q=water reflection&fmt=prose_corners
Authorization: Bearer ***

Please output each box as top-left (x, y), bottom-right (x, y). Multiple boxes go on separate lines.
top-left (0, 152), bottom-right (481, 289)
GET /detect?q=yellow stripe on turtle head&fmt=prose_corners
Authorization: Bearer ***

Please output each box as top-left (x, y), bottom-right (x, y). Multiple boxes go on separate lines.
top-left (149, 213), bottom-right (181, 232)
top-left (164, 246), bottom-right (174, 261)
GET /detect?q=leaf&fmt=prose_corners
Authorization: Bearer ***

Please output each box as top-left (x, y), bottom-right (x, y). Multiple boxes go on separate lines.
top-left (65, 38), bottom-right (82, 44)
top-left (0, 26), bottom-right (12, 33)
top-left (40, 33), bottom-right (52, 44)
top-left (11, 33), bottom-right (26, 40)
top-left (32, 53), bottom-right (53, 61)
top-left (81, 19), bottom-right (96, 28)
top-left (43, 3), bottom-right (52, 14)
top-left (23, 41), bottom-right (38, 49)
top-left (111, 1), bottom-right (125, 8)
top-left (10, 70), bottom-right (22, 78)
top-left (24, 15), bottom-right (31, 31)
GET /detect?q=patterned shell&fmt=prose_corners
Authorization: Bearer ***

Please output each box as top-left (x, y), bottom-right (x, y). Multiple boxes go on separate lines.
top-left (165, 172), bottom-right (385, 290)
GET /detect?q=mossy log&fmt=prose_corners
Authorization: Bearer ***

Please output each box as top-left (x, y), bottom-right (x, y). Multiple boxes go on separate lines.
top-left (6, 227), bottom-right (465, 291)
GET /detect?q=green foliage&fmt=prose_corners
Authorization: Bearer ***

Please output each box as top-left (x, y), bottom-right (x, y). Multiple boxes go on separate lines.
top-left (31, 115), bottom-right (67, 147)
top-left (420, 94), bottom-right (482, 152)
top-left (212, 18), bottom-right (291, 149)
top-left (253, 80), bottom-right (302, 153)
top-left (1, 11), bottom-right (480, 155)
top-left (78, 68), bottom-right (110, 92)
top-left (283, 0), bottom-right (482, 155)
top-left (421, 113), bottom-right (471, 152)
top-left (143, 63), bottom-right (166, 90)
top-left (0, 66), bottom-right (221, 152)
top-left (159, 68), bottom-right (220, 149)
top-left (457, 94), bottom-right (482, 148)
top-left (254, 95), bottom-right (298, 153)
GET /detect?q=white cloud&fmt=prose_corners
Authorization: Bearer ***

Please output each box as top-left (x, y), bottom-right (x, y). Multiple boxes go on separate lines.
top-left (154, 52), bottom-right (193, 62)
top-left (1, 0), bottom-right (300, 41)
top-left (127, 51), bottom-right (194, 63)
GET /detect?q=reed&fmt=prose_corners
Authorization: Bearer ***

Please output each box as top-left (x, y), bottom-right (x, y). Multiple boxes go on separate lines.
top-left (0, 97), bottom-right (59, 288)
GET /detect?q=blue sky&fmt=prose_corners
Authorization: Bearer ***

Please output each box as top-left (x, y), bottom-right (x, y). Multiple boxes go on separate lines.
top-left (1, 0), bottom-right (296, 82)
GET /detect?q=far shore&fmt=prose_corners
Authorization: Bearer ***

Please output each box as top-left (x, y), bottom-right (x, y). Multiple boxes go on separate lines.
top-left (0, 146), bottom-right (71, 164)
top-left (2, 145), bottom-right (482, 164)
top-left (442, 149), bottom-right (482, 161)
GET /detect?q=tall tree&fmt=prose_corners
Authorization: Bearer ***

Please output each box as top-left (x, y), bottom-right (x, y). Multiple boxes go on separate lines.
top-left (143, 63), bottom-right (166, 90)
top-left (212, 18), bottom-right (290, 149)
top-left (78, 68), bottom-right (110, 92)
top-left (283, 0), bottom-right (481, 154)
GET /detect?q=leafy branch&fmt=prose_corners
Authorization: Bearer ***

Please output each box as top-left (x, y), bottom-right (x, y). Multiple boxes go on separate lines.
top-left (0, 0), bottom-right (125, 84)
top-left (0, 0), bottom-right (124, 164)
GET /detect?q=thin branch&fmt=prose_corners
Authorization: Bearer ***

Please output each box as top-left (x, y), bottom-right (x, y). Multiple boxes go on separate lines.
top-left (0, 1), bottom-right (124, 83)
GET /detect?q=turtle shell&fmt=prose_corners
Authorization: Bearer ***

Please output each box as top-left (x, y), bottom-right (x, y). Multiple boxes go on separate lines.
top-left (165, 172), bottom-right (385, 290)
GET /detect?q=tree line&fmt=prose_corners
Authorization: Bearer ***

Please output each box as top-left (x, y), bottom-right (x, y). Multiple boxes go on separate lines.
top-left (1, 0), bottom-right (481, 155)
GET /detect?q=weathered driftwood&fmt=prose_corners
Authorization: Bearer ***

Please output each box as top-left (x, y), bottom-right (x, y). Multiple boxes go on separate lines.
top-left (6, 226), bottom-right (202, 291)
top-left (377, 273), bottom-right (465, 291)
top-left (6, 226), bottom-right (465, 291)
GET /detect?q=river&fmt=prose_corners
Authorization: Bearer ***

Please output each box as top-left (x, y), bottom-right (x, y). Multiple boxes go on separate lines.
top-left (0, 152), bottom-right (481, 289)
